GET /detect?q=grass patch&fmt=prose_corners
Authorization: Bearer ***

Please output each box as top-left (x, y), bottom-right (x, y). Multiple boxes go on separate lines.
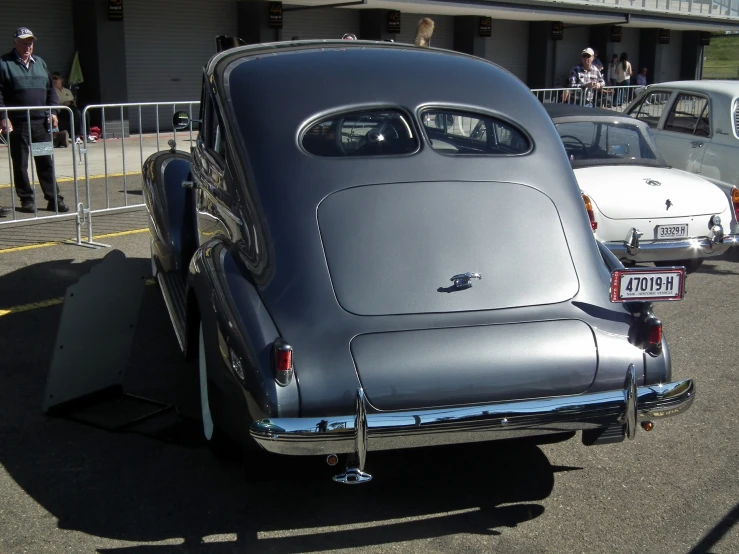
top-left (703, 34), bottom-right (739, 79)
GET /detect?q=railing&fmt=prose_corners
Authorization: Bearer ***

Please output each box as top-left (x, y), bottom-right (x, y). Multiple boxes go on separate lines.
top-left (551, 0), bottom-right (739, 17)
top-left (531, 85), bottom-right (643, 109)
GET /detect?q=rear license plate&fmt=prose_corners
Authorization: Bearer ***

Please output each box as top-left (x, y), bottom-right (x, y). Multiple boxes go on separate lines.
top-left (656, 224), bottom-right (688, 239)
top-left (610, 268), bottom-right (685, 302)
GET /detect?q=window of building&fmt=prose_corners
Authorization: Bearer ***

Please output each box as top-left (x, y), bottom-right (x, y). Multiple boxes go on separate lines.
top-left (420, 109), bottom-right (531, 155)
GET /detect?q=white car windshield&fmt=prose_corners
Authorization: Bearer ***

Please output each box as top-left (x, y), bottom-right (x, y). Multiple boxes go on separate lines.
top-left (554, 120), bottom-right (667, 168)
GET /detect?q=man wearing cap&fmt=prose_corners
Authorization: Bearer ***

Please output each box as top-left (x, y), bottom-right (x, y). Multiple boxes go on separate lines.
top-left (569, 48), bottom-right (605, 108)
top-left (0, 27), bottom-right (68, 214)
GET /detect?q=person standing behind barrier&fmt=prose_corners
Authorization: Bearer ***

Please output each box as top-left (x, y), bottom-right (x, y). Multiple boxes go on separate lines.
top-left (0, 27), bottom-right (68, 214)
top-left (51, 72), bottom-right (83, 144)
top-left (569, 47), bottom-right (604, 108)
top-left (607, 54), bottom-right (619, 86)
top-left (615, 52), bottom-right (633, 107)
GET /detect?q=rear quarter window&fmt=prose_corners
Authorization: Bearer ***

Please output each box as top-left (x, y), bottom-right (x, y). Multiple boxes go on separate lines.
top-left (302, 110), bottom-right (418, 157)
top-left (420, 109), bottom-right (531, 155)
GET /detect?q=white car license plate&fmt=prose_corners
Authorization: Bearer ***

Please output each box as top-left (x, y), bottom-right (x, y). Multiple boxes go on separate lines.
top-left (656, 224), bottom-right (688, 239)
top-left (610, 268), bottom-right (685, 302)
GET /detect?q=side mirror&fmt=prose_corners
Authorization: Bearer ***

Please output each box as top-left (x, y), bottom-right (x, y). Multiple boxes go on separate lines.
top-left (173, 111), bottom-right (192, 131)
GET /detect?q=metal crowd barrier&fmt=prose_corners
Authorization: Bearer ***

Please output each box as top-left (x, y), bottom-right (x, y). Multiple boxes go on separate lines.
top-left (531, 85), bottom-right (642, 110)
top-left (75, 101), bottom-right (200, 247)
top-left (0, 105), bottom-right (87, 240)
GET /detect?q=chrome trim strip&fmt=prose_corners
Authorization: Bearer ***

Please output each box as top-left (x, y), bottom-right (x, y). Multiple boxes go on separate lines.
top-left (250, 378), bottom-right (695, 456)
top-left (608, 233), bottom-right (738, 263)
top-left (625, 364), bottom-right (637, 440)
top-left (156, 272), bottom-right (185, 351)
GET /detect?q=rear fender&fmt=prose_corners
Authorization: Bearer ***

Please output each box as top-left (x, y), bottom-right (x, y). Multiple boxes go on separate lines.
top-left (186, 239), bottom-right (300, 427)
top-left (142, 150), bottom-right (197, 278)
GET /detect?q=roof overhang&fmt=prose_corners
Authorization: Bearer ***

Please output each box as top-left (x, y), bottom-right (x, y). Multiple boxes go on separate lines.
top-left (285, 0), bottom-right (739, 31)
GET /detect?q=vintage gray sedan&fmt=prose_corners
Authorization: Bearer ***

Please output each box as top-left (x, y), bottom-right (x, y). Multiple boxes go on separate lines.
top-left (144, 40), bottom-right (695, 484)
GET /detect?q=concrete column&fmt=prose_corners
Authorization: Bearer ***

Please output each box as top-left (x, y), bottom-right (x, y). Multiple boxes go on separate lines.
top-left (453, 17), bottom-right (485, 59)
top-left (237, 0), bottom-right (281, 44)
top-left (359, 9), bottom-right (399, 41)
top-left (680, 31), bottom-right (701, 80)
top-left (71, 0), bottom-right (128, 107)
top-left (528, 22), bottom-right (557, 88)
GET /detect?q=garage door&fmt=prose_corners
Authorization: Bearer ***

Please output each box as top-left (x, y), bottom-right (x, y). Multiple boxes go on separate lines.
top-left (0, 0), bottom-right (75, 81)
top-left (281, 6), bottom-right (359, 40)
top-left (393, 14), bottom-right (454, 50)
top-left (484, 20), bottom-right (530, 84)
top-left (124, 0), bottom-right (238, 132)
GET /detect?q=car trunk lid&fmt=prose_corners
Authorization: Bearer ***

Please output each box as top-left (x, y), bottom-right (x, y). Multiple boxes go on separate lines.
top-left (574, 166), bottom-right (728, 220)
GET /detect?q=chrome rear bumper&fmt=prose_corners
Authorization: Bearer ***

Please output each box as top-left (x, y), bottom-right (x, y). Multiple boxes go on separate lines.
top-left (250, 373), bottom-right (695, 457)
top-left (607, 228), bottom-right (738, 263)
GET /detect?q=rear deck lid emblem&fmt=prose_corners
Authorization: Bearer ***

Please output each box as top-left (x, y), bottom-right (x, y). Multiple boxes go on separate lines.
top-left (644, 178), bottom-right (661, 186)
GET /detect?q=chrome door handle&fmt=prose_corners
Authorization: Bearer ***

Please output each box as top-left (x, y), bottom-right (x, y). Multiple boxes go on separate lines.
top-left (691, 142), bottom-right (703, 148)
top-left (450, 272), bottom-right (482, 289)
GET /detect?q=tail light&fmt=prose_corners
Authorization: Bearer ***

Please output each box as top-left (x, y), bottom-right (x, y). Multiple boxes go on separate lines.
top-left (732, 186), bottom-right (739, 222)
top-left (647, 319), bottom-right (662, 345)
top-left (272, 338), bottom-right (294, 386)
top-left (582, 193), bottom-right (597, 232)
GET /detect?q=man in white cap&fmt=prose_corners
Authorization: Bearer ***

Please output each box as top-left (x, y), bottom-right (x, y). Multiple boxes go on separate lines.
top-left (0, 27), bottom-right (68, 215)
top-left (568, 47), bottom-right (605, 108)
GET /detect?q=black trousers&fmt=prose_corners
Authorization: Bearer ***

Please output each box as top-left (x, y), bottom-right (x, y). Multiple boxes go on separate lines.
top-left (9, 119), bottom-right (62, 203)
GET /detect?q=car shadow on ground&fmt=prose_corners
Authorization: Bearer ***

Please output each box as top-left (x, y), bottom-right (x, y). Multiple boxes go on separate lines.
top-left (0, 255), bottom-right (575, 552)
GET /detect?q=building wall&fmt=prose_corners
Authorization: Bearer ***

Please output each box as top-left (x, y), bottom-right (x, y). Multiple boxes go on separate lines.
top-left (656, 31), bottom-right (683, 82)
top-left (0, 0), bottom-right (75, 79)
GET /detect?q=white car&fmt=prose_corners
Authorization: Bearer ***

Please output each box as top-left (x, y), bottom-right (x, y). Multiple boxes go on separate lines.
top-left (546, 104), bottom-right (738, 272)
top-left (625, 80), bottom-right (739, 206)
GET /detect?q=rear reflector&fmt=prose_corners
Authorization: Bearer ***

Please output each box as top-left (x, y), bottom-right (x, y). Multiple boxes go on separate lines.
top-left (582, 193), bottom-right (597, 232)
top-left (275, 349), bottom-right (293, 372)
top-left (732, 186), bottom-right (739, 222)
top-left (610, 268), bottom-right (685, 302)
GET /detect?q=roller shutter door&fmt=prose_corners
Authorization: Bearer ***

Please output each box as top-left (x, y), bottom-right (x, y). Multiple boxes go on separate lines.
top-left (394, 14), bottom-right (454, 51)
top-left (0, 0), bottom-right (75, 80)
top-left (124, 0), bottom-right (237, 131)
top-left (484, 20), bottom-right (529, 84)
top-left (281, 6), bottom-right (359, 40)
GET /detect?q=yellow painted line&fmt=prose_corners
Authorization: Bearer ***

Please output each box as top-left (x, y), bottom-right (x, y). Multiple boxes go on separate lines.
top-left (0, 278), bottom-right (156, 317)
top-left (0, 171), bottom-right (141, 189)
top-left (0, 227), bottom-right (148, 254)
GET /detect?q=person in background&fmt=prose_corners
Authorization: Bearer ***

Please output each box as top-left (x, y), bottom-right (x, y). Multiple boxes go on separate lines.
top-left (615, 51), bottom-right (633, 106)
top-left (592, 49), bottom-right (604, 74)
top-left (569, 47), bottom-right (605, 108)
top-left (607, 53), bottom-right (619, 86)
top-left (51, 72), bottom-right (87, 144)
top-left (0, 27), bottom-right (68, 213)
top-left (636, 67), bottom-right (648, 87)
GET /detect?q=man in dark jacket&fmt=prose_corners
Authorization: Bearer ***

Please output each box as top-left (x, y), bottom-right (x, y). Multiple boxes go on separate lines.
top-left (0, 27), bottom-right (68, 214)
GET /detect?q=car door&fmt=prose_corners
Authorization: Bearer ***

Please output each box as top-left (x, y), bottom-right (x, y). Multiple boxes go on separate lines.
top-left (653, 92), bottom-right (711, 175)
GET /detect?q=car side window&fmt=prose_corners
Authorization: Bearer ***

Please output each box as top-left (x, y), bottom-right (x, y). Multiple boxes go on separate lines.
top-left (201, 89), bottom-right (228, 165)
top-left (663, 94), bottom-right (710, 137)
top-left (631, 91), bottom-right (673, 129)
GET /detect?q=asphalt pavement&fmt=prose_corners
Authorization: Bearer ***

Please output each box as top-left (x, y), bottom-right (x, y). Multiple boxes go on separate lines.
top-left (0, 224), bottom-right (737, 553)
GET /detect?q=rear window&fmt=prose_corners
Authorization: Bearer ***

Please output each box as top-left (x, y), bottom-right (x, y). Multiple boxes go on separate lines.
top-left (302, 110), bottom-right (418, 157)
top-left (420, 109), bottom-right (531, 155)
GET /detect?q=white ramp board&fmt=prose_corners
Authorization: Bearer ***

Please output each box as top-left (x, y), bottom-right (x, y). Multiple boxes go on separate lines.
top-left (42, 250), bottom-right (147, 413)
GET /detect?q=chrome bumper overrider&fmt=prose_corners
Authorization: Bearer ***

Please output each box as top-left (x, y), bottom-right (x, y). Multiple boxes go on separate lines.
top-left (608, 227), bottom-right (738, 263)
top-left (250, 365), bottom-right (695, 483)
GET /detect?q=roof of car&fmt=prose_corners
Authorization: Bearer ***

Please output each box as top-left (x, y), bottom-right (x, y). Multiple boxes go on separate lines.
top-left (543, 103), bottom-right (633, 120)
top-left (650, 80), bottom-right (739, 96)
